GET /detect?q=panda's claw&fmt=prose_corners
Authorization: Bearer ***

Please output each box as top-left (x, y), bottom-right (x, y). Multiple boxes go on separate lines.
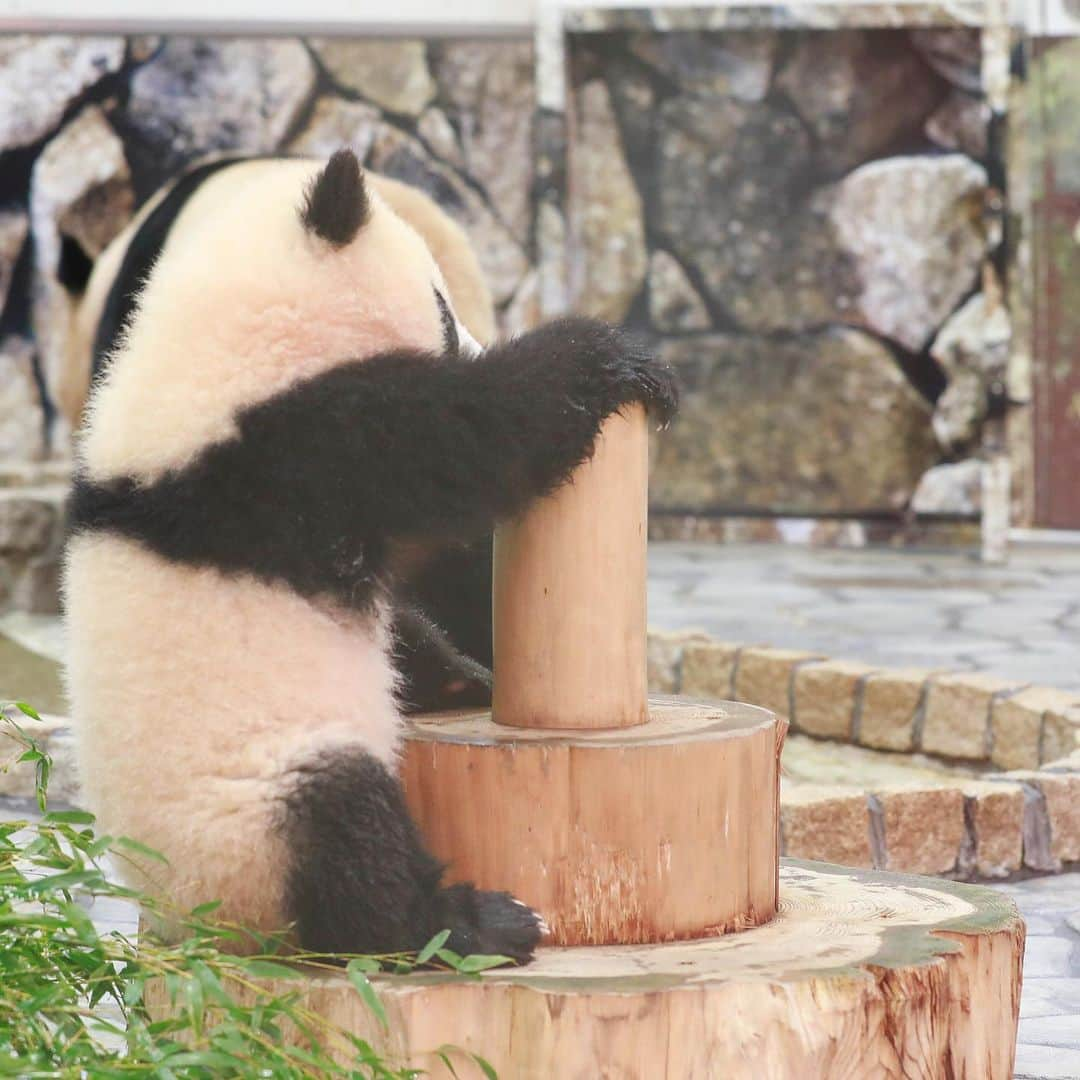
top-left (437, 883), bottom-right (543, 965)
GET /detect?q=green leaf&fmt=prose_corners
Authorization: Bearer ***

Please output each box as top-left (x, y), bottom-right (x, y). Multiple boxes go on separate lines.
top-left (160, 1050), bottom-right (244, 1068)
top-left (23, 868), bottom-right (101, 895)
top-left (471, 1052), bottom-right (499, 1079)
top-left (15, 701), bottom-right (41, 720)
top-left (435, 1050), bottom-right (462, 1078)
top-left (345, 956), bottom-right (380, 974)
top-left (43, 809), bottom-right (96, 825)
top-left (241, 959), bottom-right (303, 980)
top-left (456, 954), bottom-right (512, 974)
top-left (185, 976), bottom-right (205, 1036)
top-left (190, 899), bottom-right (223, 918)
top-left (56, 900), bottom-right (100, 945)
top-left (416, 928), bottom-right (451, 965)
top-left (346, 961), bottom-right (388, 1029)
top-left (112, 835), bottom-right (169, 863)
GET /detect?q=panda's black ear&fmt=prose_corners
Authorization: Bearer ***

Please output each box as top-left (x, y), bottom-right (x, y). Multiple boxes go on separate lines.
top-left (300, 148), bottom-right (370, 247)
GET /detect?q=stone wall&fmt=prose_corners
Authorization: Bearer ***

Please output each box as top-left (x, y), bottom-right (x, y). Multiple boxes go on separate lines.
top-left (0, 33), bottom-right (536, 463)
top-left (0, 28), bottom-right (1016, 610)
top-left (0, 34), bottom-right (535, 612)
top-left (567, 28), bottom-right (1008, 518)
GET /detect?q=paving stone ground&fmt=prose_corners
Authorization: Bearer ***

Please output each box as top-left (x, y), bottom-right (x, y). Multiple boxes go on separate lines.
top-left (3, 540), bottom-right (1079, 1072)
top-left (648, 542), bottom-right (1080, 692)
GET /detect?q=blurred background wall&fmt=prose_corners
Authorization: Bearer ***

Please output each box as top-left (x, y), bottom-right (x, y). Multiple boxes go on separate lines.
top-left (0, 1), bottom-right (1077, 615)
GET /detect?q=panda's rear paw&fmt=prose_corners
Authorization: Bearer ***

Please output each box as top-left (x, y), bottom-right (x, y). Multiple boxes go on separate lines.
top-left (438, 883), bottom-right (544, 966)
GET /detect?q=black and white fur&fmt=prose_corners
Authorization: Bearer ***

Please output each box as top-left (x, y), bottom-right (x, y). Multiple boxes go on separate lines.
top-left (65, 149), bottom-right (677, 963)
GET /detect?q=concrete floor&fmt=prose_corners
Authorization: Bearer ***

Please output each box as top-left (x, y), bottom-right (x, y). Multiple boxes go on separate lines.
top-left (648, 542), bottom-right (1080, 692)
top-left (3, 540), bottom-right (1079, 1074)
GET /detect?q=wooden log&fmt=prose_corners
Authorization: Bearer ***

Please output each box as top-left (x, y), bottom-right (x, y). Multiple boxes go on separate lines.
top-left (147, 861), bottom-right (1024, 1079)
top-left (491, 407), bottom-right (649, 729)
top-left (402, 698), bottom-right (784, 945)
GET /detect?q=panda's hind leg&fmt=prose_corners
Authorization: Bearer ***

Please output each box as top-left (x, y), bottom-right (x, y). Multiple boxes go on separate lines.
top-left (281, 749), bottom-right (541, 964)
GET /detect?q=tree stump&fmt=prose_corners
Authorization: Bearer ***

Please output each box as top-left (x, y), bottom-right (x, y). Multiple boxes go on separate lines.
top-left (149, 861), bottom-right (1023, 1078)
top-left (401, 697), bottom-right (784, 945)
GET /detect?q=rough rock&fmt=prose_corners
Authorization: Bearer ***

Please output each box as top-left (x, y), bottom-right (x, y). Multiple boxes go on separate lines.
top-left (31, 105), bottom-right (133, 262)
top-left (127, 39), bottom-right (316, 168)
top-left (681, 640), bottom-right (740, 699)
top-left (782, 787), bottom-right (872, 867)
top-left (647, 250), bottom-right (710, 332)
top-left (309, 39), bottom-right (434, 116)
top-left (649, 329), bottom-right (939, 514)
top-left (963, 782), bottom-right (1024, 878)
top-left (367, 125), bottom-right (528, 306)
top-left (858, 668), bottom-right (935, 752)
top-left (992, 687), bottom-right (1071, 771)
top-left (128, 36), bottom-right (163, 65)
top-left (911, 460), bottom-right (983, 516)
top-left (0, 337), bottom-right (45, 462)
top-left (922, 673), bottom-right (1026, 760)
top-left (0, 36), bottom-right (124, 150)
top-left (926, 91), bottom-right (991, 158)
top-left (733, 647), bottom-right (824, 719)
top-left (793, 660), bottom-right (874, 739)
top-left (647, 630), bottom-right (713, 694)
top-left (499, 269), bottom-right (540, 337)
top-left (932, 290), bottom-right (1011, 380)
top-left (416, 108), bottom-right (464, 168)
top-left (874, 785), bottom-right (966, 874)
top-left (776, 31), bottom-right (946, 175)
top-left (655, 93), bottom-right (855, 333)
top-left (929, 290), bottom-right (1010, 450)
top-left (287, 97), bottom-right (380, 160)
top-left (932, 373), bottom-right (987, 452)
top-left (569, 80), bottom-right (647, 324)
top-left (630, 31), bottom-right (776, 103)
top-left (0, 209), bottom-right (28, 316)
top-left (30, 106), bottom-right (133, 425)
top-left (909, 28), bottom-right (983, 93)
top-left (1043, 703), bottom-right (1080, 765)
top-left (433, 43), bottom-right (534, 243)
top-left (0, 487), bottom-right (60, 555)
top-left (829, 154), bottom-right (989, 352)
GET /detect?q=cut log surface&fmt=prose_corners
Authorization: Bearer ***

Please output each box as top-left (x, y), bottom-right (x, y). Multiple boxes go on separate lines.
top-left (149, 861), bottom-right (1023, 1079)
top-left (401, 698), bottom-right (785, 945)
top-left (492, 407), bottom-right (649, 729)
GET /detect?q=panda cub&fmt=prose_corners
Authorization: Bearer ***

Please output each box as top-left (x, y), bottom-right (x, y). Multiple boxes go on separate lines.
top-left (65, 149), bottom-right (677, 963)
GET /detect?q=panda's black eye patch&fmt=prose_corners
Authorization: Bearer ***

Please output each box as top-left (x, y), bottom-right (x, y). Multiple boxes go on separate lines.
top-left (434, 288), bottom-right (459, 358)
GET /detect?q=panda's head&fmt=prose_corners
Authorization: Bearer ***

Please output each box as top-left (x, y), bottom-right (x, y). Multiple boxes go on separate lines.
top-left (81, 149), bottom-right (480, 479)
top-left (296, 148), bottom-right (480, 362)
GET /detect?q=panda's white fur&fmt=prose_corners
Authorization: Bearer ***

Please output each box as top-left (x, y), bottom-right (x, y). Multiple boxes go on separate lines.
top-left (81, 159), bottom-right (454, 482)
top-left (60, 162), bottom-right (494, 432)
top-left (66, 149), bottom-right (677, 960)
top-left (67, 157), bottom-right (438, 934)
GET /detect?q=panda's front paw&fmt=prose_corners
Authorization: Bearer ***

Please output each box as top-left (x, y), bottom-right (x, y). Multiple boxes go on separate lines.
top-left (437, 883), bottom-right (545, 966)
top-left (553, 317), bottom-right (680, 428)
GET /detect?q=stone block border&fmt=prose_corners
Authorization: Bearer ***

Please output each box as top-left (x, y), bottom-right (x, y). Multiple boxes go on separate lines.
top-left (3, 631), bottom-right (1078, 882)
top-left (651, 629), bottom-right (1080, 880)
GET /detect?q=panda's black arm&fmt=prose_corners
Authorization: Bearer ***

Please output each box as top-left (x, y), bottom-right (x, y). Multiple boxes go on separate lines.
top-left (251, 315), bottom-right (677, 542)
top-left (69, 317), bottom-right (676, 610)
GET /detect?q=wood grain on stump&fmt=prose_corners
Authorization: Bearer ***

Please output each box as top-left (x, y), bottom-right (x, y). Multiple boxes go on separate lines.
top-left (401, 698), bottom-right (784, 946)
top-left (146, 862), bottom-right (1023, 1079)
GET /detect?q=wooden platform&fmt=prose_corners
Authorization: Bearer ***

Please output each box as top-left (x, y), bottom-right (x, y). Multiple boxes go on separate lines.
top-left (153, 861), bottom-right (1022, 1079)
top-left (401, 698), bottom-right (785, 945)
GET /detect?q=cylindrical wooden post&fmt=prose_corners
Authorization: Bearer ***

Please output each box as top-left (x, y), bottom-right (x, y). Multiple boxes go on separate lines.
top-left (403, 401), bottom-right (785, 944)
top-left (491, 407), bottom-right (649, 729)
